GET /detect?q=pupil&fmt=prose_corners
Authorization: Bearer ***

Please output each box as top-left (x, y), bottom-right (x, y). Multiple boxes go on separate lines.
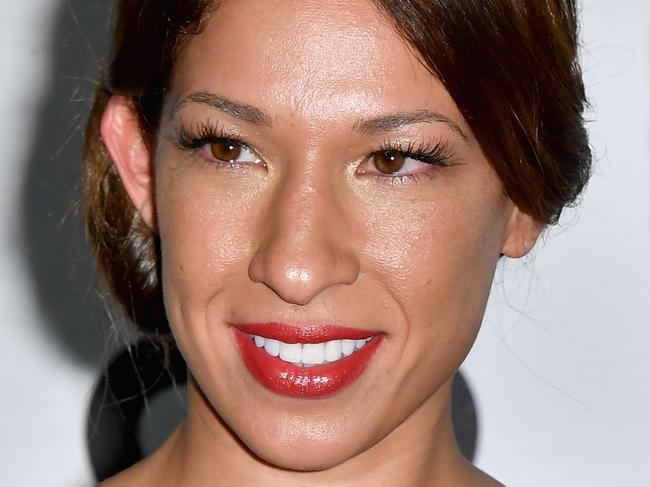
top-left (211, 140), bottom-right (241, 161)
top-left (376, 151), bottom-right (405, 174)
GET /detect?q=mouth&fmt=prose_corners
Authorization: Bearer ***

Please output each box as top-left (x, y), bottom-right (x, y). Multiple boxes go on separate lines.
top-left (233, 323), bottom-right (383, 398)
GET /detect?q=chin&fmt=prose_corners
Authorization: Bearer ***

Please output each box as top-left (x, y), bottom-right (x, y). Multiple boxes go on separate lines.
top-left (244, 430), bottom-right (365, 472)
top-left (220, 395), bottom-right (379, 473)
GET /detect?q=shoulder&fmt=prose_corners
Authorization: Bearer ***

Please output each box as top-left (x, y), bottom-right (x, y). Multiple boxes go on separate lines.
top-left (456, 461), bottom-right (506, 487)
top-left (97, 463), bottom-right (146, 487)
top-left (470, 467), bottom-right (506, 487)
top-left (97, 454), bottom-right (168, 487)
top-left (98, 425), bottom-right (183, 486)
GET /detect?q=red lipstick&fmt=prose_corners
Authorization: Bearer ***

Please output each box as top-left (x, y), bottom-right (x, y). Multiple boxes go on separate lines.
top-left (233, 323), bottom-right (383, 398)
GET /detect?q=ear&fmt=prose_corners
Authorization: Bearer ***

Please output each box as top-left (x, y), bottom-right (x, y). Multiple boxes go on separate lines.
top-left (100, 95), bottom-right (156, 229)
top-left (501, 205), bottom-right (545, 258)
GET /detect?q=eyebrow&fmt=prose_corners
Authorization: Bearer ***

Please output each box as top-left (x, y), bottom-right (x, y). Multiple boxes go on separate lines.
top-left (173, 91), bottom-right (467, 140)
top-left (172, 92), bottom-right (273, 126)
top-left (353, 110), bottom-right (467, 140)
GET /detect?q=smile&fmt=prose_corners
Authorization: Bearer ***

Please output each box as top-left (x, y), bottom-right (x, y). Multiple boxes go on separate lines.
top-left (251, 335), bottom-right (372, 367)
top-left (233, 323), bottom-right (383, 398)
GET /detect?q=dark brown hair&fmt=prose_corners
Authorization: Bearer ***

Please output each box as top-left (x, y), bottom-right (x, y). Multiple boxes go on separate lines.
top-left (84, 0), bottom-right (591, 332)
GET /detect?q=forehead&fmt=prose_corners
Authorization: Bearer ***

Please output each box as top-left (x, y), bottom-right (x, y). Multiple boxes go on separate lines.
top-left (167, 0), bottom-right (464, 131)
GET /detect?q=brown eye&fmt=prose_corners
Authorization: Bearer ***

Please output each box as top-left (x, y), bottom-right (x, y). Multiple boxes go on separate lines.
top-left (210, 140), bottom-right (242, 161)
top-left (374, 151), bottom-right (405, 174)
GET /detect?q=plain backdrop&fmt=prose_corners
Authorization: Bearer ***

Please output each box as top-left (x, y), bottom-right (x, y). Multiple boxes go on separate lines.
top-left (0, 1), bottom-right (648, 486)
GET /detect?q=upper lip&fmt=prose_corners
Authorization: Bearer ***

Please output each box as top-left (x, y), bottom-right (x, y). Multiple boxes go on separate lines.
top-left (233, 322), bottom-right (379, 343)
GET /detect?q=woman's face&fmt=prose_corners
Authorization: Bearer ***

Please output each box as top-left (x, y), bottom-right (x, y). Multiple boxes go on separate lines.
top-left (131, 0), bottom-right (531, 471)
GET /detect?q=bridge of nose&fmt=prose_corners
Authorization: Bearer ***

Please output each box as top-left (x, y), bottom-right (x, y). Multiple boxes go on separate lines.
top-left (247, 163), bottom-right (362, 306)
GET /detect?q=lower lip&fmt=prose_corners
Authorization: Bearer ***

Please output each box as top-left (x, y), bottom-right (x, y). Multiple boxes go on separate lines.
top-left (233, 329), bottom-right (383, 398)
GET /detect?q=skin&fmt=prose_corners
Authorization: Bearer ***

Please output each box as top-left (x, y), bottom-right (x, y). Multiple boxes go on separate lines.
top-left (99, 0), bottom-right (542, 485)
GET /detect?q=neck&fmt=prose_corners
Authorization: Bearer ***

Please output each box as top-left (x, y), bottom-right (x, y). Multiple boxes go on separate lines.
top-left (150, 376), bottom-right (477, 487)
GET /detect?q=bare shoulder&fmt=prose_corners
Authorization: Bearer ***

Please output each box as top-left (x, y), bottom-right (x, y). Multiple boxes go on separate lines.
top-left (98, 426), bottom-right (183, 487)
top-left (451, 460), bottom-right (505, 487)
top-left (97, 461), bottom-right (149, 487)
top-left (97, 453), bottom-right (169, 487)
top-left (470, 466), bottom-right (506, 487)
top-left (479, 473), bottom-right (505, 486)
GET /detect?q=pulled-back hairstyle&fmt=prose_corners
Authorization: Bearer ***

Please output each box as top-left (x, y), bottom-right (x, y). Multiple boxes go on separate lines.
top-left (84, 0), bottom-right (591, 333)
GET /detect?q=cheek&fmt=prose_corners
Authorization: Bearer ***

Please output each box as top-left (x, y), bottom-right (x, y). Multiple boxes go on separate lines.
top-left (154, 165), bottom-right (258, 330)
top-left (349, 179), bottom-right (509, 438)
top-left (361, 183), bottom-right (507, 341)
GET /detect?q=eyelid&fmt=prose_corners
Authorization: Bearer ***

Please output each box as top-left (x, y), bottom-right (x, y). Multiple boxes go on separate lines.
top-left (174, 119), bottom-right (245, 149)
top-left (376, 138), bottom-right (452, 161)
top-left (173, 119), bottom-right (265, 165)
top-left (171, 119), bottom-right (453, 179)
top-left (357, 138), bottom-right (454, 178)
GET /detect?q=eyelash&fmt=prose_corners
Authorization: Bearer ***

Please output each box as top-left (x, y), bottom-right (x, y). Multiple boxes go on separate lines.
top-left (174, 121), bottom-right (454, 181)
top-left (176, 121), bottom-right (253, 158)
top-left (369, 139), bottom-right (453, 182)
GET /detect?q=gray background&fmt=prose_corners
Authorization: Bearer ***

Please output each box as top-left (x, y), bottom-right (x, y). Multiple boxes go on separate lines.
top-left (0, 1), bottom-right (648, 485)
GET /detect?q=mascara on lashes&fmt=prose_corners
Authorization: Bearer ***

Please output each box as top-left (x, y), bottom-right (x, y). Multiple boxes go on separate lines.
top-left (172, 120), bottom-right (456, 175)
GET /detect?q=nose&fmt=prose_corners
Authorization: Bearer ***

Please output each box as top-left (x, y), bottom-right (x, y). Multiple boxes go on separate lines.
top-left (248, 172), bottom-right (360, 306)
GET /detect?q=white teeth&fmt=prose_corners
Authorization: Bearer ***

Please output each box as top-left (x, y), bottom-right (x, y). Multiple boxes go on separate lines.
top-left (251, 335), bottom-right (373, 366)
top-left (279, 342), bottom-right (302, 363)
top-left (264, 338), bottom-right (280, 357)
top-left (324, 339), bottom-right (342, 362)
top-left (302, 343), bottom-right (325, 365)
top-left (341, 339), bottom-right (355, 356)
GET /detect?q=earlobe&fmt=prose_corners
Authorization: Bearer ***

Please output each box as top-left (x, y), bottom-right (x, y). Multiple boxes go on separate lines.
top-left (501, 205), bottom-right (545, 258)
top-left (100, 95), bottom-right (156, 229)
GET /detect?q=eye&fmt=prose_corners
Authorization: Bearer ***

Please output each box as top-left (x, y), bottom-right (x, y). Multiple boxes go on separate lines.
top-left (203, 139), bottom-right (261, 165)
top-left (174, 122), bottom-right (265, 167)
top-left (372, 151), bottom-right (408, 174)
top-left (358, 143), bottom-right (451, 178)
